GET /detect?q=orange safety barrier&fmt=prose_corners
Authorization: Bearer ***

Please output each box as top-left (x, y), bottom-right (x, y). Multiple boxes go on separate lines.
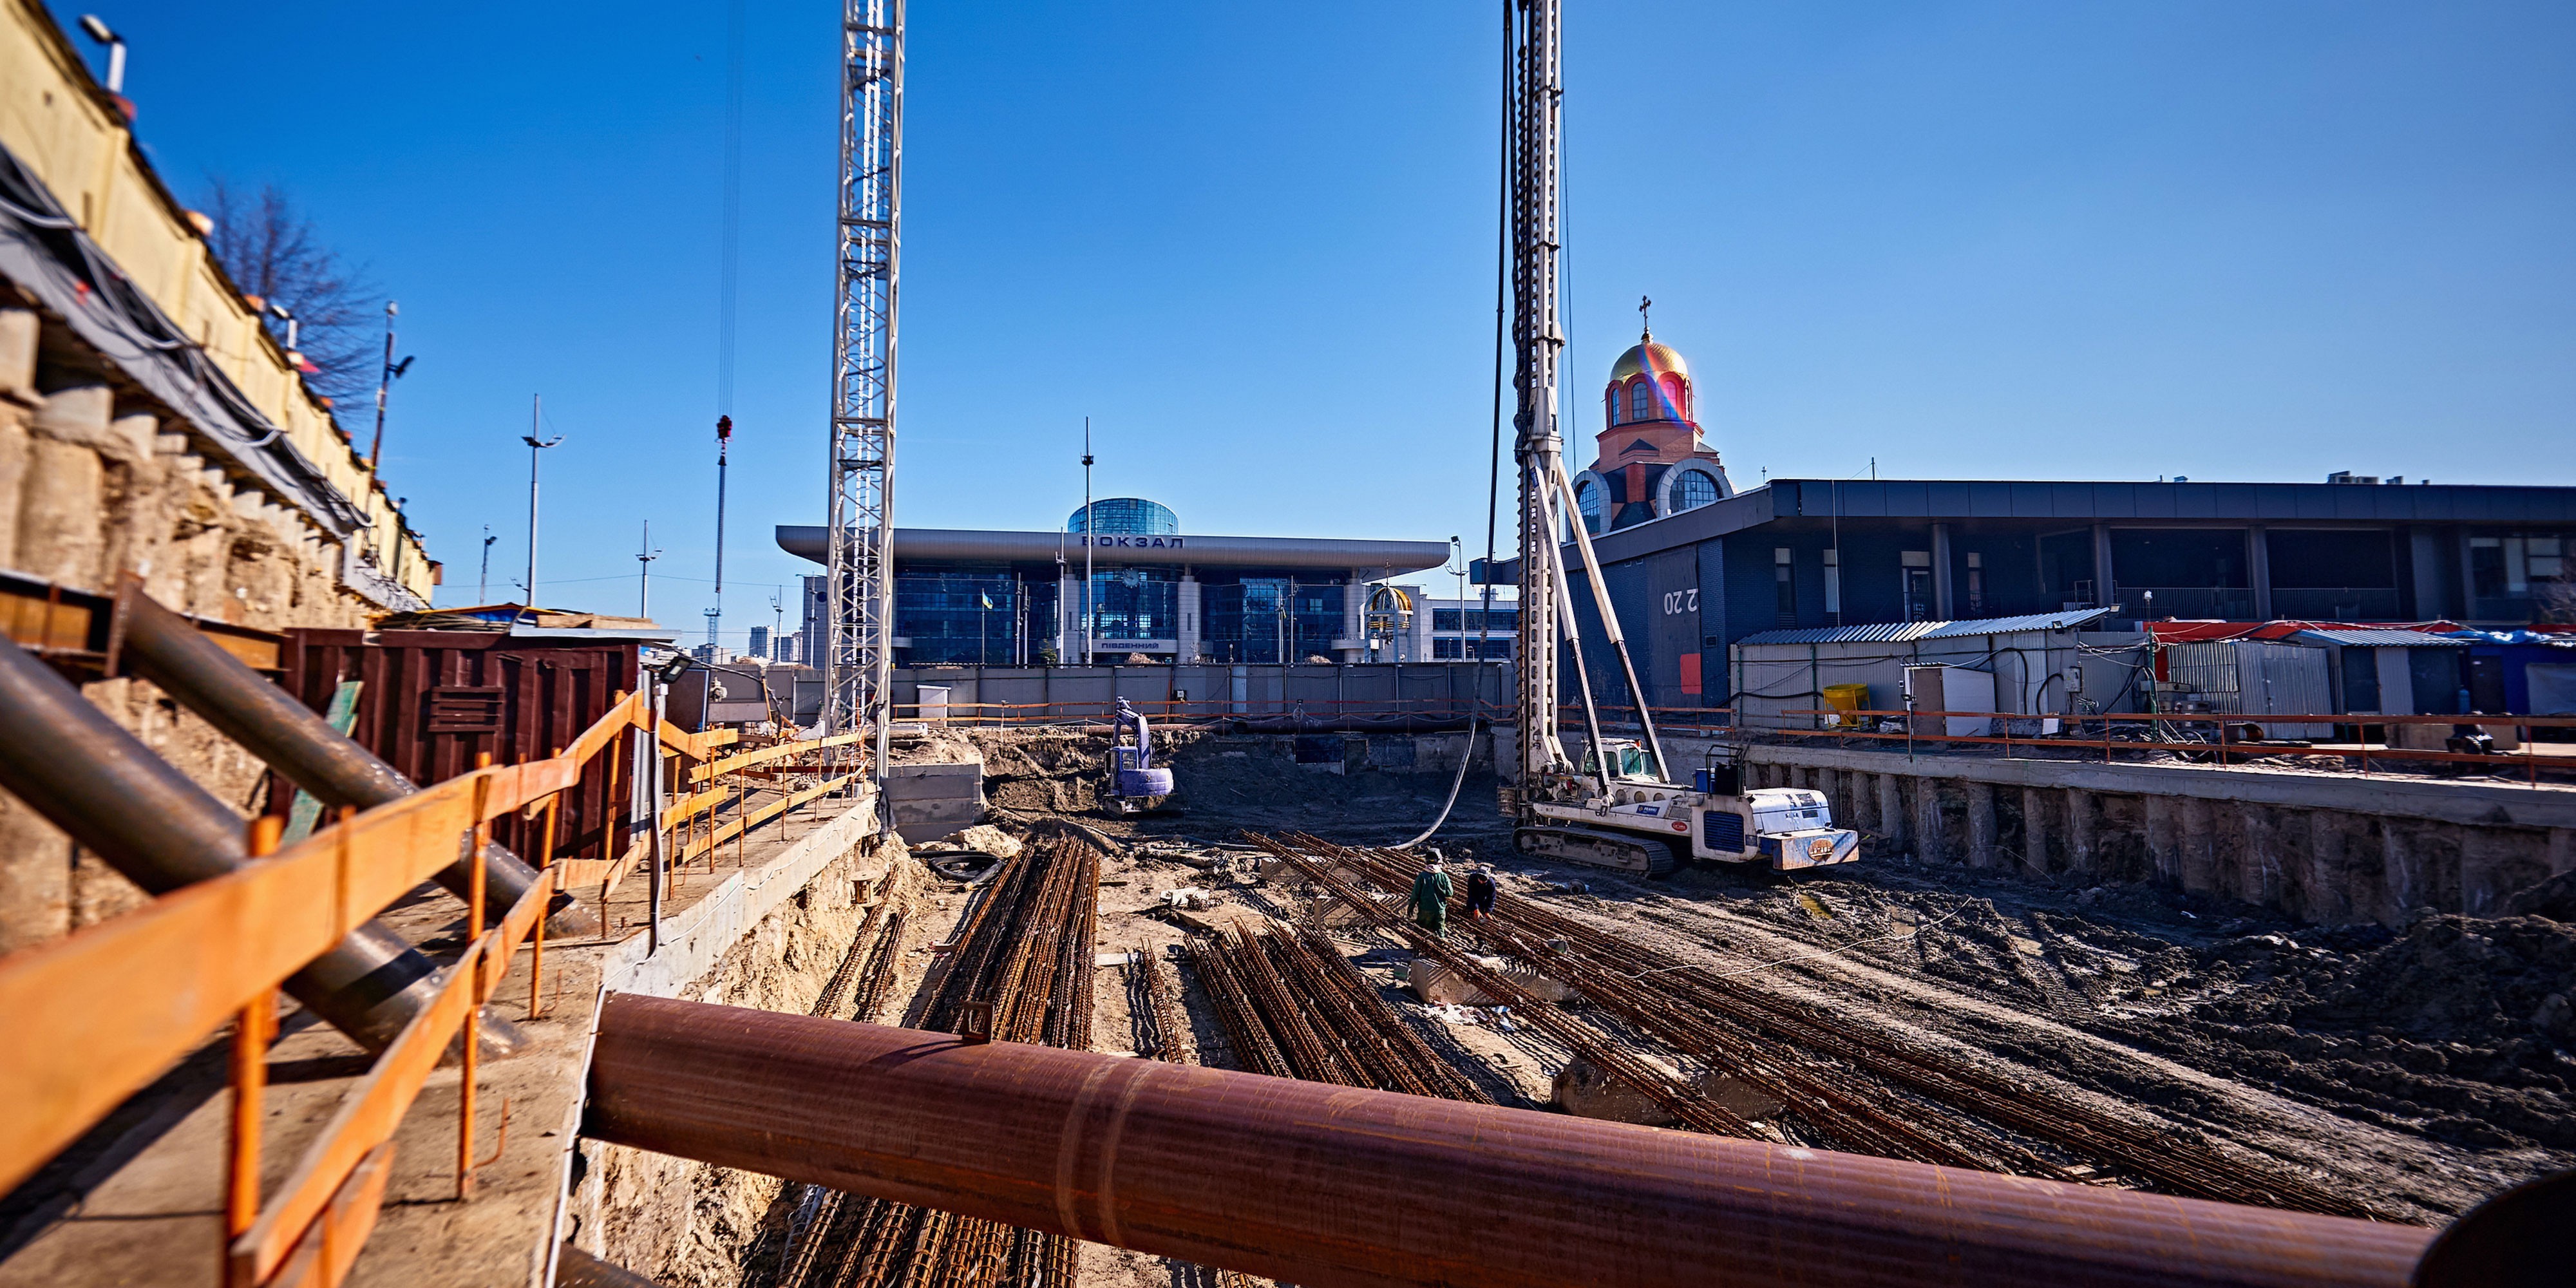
top-left (0, 685), bottom-right (873, 1288)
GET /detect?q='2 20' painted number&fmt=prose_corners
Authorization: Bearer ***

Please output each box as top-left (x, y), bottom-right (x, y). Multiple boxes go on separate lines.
top-left (1660, 589), bottom-right (1699, 615)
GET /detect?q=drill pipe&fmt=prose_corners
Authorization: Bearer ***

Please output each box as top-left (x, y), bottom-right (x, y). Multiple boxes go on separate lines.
top-left (115, 586), bottom-right (596, 934)
top-left (0, 633), bottom-right (518, 1054)
top-left (583, 993), bottom-right (2430, 1288)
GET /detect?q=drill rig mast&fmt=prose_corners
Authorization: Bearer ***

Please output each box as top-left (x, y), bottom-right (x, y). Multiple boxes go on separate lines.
top-left (1501, 0), bottom-right (1857, 875)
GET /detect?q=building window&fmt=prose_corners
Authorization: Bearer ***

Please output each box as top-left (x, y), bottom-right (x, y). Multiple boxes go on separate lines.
top-left (1901, 550), bottom-right (1933, 621)
top-left (1629, 381), bottom-right (1654, 422)
top-left (1434, 638), bottom-right (1464, 659)
top-left (1472, 638), bottom-right (1513, 660)
top-left (1576, 480), bottom-right (1604, 535)
top-left (1661, 374), bottom-right (1687, 421)
top-left (1605, 388), bottom-right (1622, 426)
top-left (1823, 547), bottom-right (1840, 615)
top-left (2470, 537), bottom-right (2506, 599)
top-left (1432, 608), bottom-right (1463, 632)
top-left (1671, 469), bottom-right (1718, 513)
top-left (1965, 550), bottom-right (1985, 616)
top-left (1774, 547), bottom-right (1796, 626)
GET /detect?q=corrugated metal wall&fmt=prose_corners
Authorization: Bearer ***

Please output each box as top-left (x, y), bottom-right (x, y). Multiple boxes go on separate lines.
top-left (2165, 640), bottom-right (2333, 737)
top-left (281, 630), bottom-right (640, 862)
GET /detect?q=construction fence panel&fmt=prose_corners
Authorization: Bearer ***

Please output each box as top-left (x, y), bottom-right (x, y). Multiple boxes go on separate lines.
top-left (887, 663), bottom-right (1515, 724)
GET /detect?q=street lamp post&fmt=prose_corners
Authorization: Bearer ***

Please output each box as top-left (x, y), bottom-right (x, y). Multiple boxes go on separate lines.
top-left (75, 15), bottom-right (125, 95)
top-left (368, 301), bottom-right (414, 470)
top-left (521, 396), bottom-right (564, 609)
top-left (638, 521), bottom-right (663, 618)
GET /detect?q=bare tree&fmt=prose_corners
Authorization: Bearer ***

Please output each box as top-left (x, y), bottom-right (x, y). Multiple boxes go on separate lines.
top-left (2535, 578), bottom-right (2576, 625)
top-left (200, 177), bottom-right (382, 404)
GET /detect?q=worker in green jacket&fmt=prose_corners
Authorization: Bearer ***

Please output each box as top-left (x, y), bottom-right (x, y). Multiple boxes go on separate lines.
top-left (1409, 857), bottom-right (1454, 938)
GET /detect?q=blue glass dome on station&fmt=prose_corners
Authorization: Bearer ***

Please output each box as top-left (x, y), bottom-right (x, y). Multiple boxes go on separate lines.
top-left (1067, 498), bottom-right (1178, 536)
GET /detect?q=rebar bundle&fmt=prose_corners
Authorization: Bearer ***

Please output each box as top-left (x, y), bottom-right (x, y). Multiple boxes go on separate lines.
top-left (1184, 925), bottom-right (1490, 1105)
top-left (778, 834), bottom-right (1101, 1288)
top-left (1256, 832), bottom-right (2381, 1220)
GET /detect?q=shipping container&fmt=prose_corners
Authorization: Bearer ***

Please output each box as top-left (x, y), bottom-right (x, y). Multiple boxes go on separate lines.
top-left (280, 629), bottom-right (641, 863)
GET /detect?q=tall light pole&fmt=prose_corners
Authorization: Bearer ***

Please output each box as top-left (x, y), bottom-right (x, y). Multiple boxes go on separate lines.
top-left (521, 395), bottom-right (563, 608)
top-left (638, 521), bottom-right (663, 618)
top-left (708, 415), bottom-right (731, 654)
top-left (368, 301), bottom-right (414, 471)
top-left (1081, 417), bottom-right (1094, 665)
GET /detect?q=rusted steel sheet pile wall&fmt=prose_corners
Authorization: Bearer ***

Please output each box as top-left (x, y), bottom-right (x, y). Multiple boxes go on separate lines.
top-left (281, 629), bottom-right (638, 862)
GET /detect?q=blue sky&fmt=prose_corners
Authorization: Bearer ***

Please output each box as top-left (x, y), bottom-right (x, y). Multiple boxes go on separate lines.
top-left (52, 1), bottom-right (2576, 644)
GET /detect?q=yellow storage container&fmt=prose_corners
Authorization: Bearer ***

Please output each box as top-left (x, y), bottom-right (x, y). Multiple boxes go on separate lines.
top-left (1822, 683), bottom-right (1873, 727)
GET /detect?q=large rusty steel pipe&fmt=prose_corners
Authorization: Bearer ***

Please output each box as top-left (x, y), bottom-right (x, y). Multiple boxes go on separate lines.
top-left (115, 586), bottom-right (596, 935)
top-left (0, 632), bottom-right (518, 1054)
top-left (583, 994), bottom-right (2431, 1288)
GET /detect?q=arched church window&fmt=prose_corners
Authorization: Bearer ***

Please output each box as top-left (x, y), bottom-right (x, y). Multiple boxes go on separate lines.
top-left (1575, 479), bottom-right (1604, 535)
top-left (1605, 388), bottom-right (1622, 425)
top-left (1662, 374), bottom-right (1687, 420)
top-left (1672, 468), bottom-right (1719, 513)
top-left (1629, 381), bottom-right (1654, 422)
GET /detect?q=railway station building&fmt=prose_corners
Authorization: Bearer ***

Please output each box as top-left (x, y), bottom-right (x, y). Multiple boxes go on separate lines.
top-left (777, 505), bottom-right (1450, 667)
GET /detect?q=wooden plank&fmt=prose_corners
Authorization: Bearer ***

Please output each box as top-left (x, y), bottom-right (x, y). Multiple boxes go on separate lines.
top-left (252, 1141), bottom-right (394, 1288)
top-left (229, 923), bottom-right (486, 1285)
top-left (0, 741), bottom-right (600, 1196)
top-left (661, 783), bottom-right (732, 831)
top-left (656, 719), bottom-right (739, 760)
top-left (688, 731), bottom-right (863, 783)
top-left (477, 869), bottom-right (553, 996)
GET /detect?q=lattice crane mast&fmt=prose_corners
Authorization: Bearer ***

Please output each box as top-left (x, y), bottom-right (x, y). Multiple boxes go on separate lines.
top-left (1499, 0), bottom-right (1859, 875)
top-left (824, 0), bottom-right (902, 787)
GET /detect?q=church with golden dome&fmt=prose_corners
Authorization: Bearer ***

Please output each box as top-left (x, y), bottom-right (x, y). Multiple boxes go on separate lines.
top-left (1569, 303), bottom-right (1734, 535)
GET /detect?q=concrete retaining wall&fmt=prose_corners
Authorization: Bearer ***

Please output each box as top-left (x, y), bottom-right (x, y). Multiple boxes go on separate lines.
top-left (1683, 736), bottom-right (2576, 927)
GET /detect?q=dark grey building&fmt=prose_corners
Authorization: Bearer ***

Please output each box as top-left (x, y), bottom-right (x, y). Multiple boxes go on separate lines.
top-left (1488, 476), bottom-right (2576, 710)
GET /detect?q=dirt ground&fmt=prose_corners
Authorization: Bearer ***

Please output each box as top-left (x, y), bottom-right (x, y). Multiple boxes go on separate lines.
top-left (973, 726), bottom-right (2576, 1229)
top-left (752, 724), bottom-right (2569, 1285)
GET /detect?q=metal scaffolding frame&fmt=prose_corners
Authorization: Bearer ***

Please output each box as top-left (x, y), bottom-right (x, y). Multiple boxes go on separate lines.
top-left (1508, 0), bottom-right (1567, 784)
top-left (825, 0), bottom-right (902, 773)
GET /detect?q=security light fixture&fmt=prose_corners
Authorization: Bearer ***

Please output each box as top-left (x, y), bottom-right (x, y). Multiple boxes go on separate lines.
top-left (77, 15), bottom-right (126, 95)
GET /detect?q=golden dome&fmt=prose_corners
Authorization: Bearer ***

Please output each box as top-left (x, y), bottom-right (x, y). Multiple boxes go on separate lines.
top-left (1609, 339), bottom-right (1689, 383)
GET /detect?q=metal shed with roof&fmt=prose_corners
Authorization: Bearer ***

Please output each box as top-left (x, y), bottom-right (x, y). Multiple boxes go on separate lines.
top-left (2284, 627), bottom-right (2473, 716)
top-left (1730, 608), bottom-right (2123, 733)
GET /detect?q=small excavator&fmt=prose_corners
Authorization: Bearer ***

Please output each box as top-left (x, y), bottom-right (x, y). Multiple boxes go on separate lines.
top-left (1103, 697), bottom-right (1175, 816)
top-left (1490, 0), bottom-right (1855, 877)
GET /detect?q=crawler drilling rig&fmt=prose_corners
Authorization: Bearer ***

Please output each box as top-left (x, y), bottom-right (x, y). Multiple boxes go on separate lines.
top-left (1496, 0), bottom-right (1857, 876)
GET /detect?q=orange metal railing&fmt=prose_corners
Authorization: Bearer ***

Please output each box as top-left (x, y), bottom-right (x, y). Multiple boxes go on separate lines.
top-left (0, 688), bottom-right (871, 1287)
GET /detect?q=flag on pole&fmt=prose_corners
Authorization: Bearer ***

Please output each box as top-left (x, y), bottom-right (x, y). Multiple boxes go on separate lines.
top-left (980, 591), bottom-right (994, 610)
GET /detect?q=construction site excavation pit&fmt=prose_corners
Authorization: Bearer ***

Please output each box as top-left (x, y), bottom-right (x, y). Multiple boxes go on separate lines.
top-left (563, 724), bottom-right (2562, 1288)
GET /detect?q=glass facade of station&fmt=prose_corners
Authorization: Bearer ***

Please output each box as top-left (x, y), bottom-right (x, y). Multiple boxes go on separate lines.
top-left (893, 567), bottom-right (1062, 665)
top-left (851, 496), bottom-right (1453, 666)
top-left (1066, 498), bottom-right (1178, 536)
top-left (1084, 567), bottom-right (1182, 644)
top-left (1198, 573), bottom-right (1349, 663)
